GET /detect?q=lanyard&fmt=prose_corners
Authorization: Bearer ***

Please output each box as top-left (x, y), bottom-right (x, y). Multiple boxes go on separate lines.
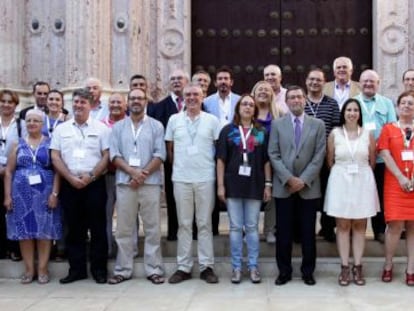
top-left (397, 121), bottom-right (414, 149)
top-left (26, 137), bottom-right (43, 164)
top-left (0, 117), bottom-right (15, 150)
top-left (360, 99), bottom-right (376, 119)
top-left (131, 116), bottom-right (146, 153)
top-left (306, 98), bottom-right (322, 118)
top-left (72, 123), bottom-right (86, 141)
top-left (46, 113), bottom-right (62, 134)
top-left (343, 126), bottom-right (361, 162)
top-left (239, 125), bottom-right (253, 165)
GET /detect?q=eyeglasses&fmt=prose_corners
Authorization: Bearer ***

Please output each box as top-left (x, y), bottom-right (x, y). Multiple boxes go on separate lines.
top-left (128, 96), bottom-right (146, 101)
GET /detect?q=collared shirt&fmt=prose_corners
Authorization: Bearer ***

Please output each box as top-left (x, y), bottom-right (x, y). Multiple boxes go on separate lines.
top-left (50, 116), bottom-right (110, 174)
top-left (354, 93), bottom-right (397, 163)
top-left (170, 92), bottom-right (183, 111)
top-left (90, 101), bottom-right (109, 120)
top-left (217, 92), bottom-right (232, 128)
top-left (334, 81), bottom-right (351, 109)
top-left (289, 113), bottom-right (305, 131)
top-left (110, 116), bottom-right (166, 185)
top-left (165, 111), bottom-right (220, 183)
top-left (0, 118), bottom-right (26, 166)
top-left (274, 87), bottom-right (288, 114)
top-left (304, 95), bottom-right (340, 139)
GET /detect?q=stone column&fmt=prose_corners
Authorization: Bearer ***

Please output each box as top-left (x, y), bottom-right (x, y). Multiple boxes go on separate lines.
top-left (64, 1), bottom-right (111, 90)
top-left (155, 0), bottom-right (191, 100)
top-left (374, 0), bottom-right (411, 100)
top-left (0, 1), bottom-right (26, 91)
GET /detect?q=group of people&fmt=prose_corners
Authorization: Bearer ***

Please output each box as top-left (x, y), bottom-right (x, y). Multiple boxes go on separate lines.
top-left (1, 56), bottom-right (414, 288)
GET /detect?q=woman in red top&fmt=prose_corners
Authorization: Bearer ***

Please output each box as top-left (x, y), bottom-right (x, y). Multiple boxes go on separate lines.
top-left (377, 91), bottom-right (414, 286)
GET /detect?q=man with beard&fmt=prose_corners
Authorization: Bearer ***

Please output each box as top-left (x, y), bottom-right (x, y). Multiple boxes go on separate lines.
top-left (108, 88), bottom-right (166, 285)
top-left (203, 67), bottom-right (240, 235)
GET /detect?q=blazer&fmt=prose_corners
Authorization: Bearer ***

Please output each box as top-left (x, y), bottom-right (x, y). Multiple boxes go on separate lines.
top-left (203, 92), bottom-right (240, 121)
top-left (147, 95), bottom-right (178, 129)
top-left (268, 114), bottom-right (326, 199)
top-left (323, 80), bottom-right (360, 99)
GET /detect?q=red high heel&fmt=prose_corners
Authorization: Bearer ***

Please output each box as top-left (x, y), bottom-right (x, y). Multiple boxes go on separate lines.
top-left (382, 266), bottom-right (393, 283)
top-left (406, 271), bottom-right (414, 286)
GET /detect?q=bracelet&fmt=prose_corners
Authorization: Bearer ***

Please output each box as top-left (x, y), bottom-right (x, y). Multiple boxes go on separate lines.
top-left (52, 192), bottom-right (58, 197)
top-left (265, 182), bottom-right (273, 187)
top-left (265, 180), bottom-right (272, 183)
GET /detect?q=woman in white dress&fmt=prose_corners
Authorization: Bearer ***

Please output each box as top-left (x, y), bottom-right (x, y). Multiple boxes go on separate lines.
top-left (324, 98), bottom-right (379, 286)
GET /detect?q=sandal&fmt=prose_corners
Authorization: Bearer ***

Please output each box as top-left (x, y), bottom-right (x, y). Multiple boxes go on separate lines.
top-left (352, 265), bottom-right (366, 286)
top-left (338, 265), bottom-right (350, 286)
top-left (147, 274), bottom-right (165, 285)
top-left (108, 274), bottom-right (131, 285)
top-left (38, 274), bottom-right (50, 284)
top-left (20, 274), bottom-right (35, 284)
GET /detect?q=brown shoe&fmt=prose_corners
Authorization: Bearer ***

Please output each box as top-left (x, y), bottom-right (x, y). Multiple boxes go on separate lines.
top-left (200, 267), bottom-right (219, 284)
top-left (338, 265), bottom-right (350, 286)
top-left (352, 265), bottom-right (366, 286)
top-left (168, 270), bottom-right (192, 284)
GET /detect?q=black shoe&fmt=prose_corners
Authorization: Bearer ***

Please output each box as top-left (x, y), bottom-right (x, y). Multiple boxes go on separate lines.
top-left (302, 274), bottom-right (316, 285)
top-left (200, 267), bottom-right (219, 284)
top-left (94, 274), bottom-right (107, 284)
top-left (167, 235), bottom-right (177, 241)
top-left (275, 274), bottom-right (292, 285)
top-left (374, 233), bottom-right (385, 244)
top-left (319, 229), bottom-right (336, 243)
top-left (59, 273), bottom-right (87, 284)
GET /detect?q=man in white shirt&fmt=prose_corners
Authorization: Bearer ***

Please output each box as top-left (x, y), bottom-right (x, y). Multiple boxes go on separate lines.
top-left (84, 77), bottom-right (109, 120)
top-left (263, 64), bottom-right (288, 114)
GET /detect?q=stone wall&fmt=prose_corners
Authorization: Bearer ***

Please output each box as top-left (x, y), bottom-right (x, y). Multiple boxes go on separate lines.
top-left (0, 0), bottom-right (412, 108)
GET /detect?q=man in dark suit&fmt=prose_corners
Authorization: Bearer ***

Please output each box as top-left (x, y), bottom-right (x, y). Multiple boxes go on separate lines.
top-left (19, 81), bottom-right (50, 120)
top-left (147, 69), bottom-right (189, 241)
top-left (268, 86), bottom-right (326, 286)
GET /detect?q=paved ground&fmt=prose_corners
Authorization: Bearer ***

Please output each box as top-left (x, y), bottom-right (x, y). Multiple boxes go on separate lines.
top-left (0, 276), bottom-right (413, 311)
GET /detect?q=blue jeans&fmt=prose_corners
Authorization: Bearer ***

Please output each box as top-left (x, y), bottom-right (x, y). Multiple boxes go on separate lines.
top-left (227, 198), bottom-right (261, 270)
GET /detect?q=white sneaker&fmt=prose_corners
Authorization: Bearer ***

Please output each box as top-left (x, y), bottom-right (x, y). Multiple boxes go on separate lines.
top-left (266, 232), bottom-right (276, 243)
top-left (231, 270), bottom-right (242, 284)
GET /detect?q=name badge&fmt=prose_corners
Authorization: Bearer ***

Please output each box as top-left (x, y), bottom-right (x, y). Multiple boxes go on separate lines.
top-left (402, 150), bottom-right (414, 161)
top-left (73, 148), bottom-right (86, 159)
top-left (28, 174), bottom-right (42, 185)
top-left (129, 157), bottom-right (141, 167)
top-left (0, 156), bottom-right (7, 165)
top-left (187, 145), bottom-right (199, 155)
top-left (364, 122), bottom-right (376, 131)
top-left (238, 165), bottom-right (251, 176)
top-left (347, 164), bottom-right (359, 174)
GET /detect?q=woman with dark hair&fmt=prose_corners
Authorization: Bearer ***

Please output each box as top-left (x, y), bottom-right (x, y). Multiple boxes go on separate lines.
top-left (0, 89), bottom-right (24, 261)
top-left (324, 98), bottom-right (379, 286)
top-left (42, 89), bottom-right (68, 137)
top-left (216, 94), bottom-right (272, 284)
top-left (378, 91), bottom-right (414, 286)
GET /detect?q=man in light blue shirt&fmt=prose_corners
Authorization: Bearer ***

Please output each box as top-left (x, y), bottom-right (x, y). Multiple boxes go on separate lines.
top-left (354, 69), bottom-right (397, 243)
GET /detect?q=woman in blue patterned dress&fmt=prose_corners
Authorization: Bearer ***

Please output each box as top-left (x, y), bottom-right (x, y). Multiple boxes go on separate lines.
top-left (4, 109), bottom-right (61, 284)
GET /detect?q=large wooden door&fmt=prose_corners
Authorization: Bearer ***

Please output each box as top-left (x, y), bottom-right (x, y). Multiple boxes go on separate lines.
top-left (191, 0), bottom-right (372, 94)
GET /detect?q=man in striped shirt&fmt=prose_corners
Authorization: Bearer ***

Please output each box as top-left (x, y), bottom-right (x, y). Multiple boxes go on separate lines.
top-left (304, 68), bottom-right (340, 243)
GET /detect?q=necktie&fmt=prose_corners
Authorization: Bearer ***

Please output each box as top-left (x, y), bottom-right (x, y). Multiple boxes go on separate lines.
top-left (177, 97), bottom-right (183, 111)
top-left (294, 117), bottom-right (301, 149)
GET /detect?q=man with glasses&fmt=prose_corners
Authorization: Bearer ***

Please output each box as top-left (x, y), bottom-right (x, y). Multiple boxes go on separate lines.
top-left (108, 88), bottom-right (166, 285)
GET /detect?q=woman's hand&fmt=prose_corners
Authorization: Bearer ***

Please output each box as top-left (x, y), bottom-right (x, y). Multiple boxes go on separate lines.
top-left (397, 175), bottom-right (413, 192)
top-left (4, 196), bottom-right (12, 211)
top-left (263, 186), bottom-right (272, 202)
top-left (47, 193), bottom-right (58, 209)
top-left (217, 185), bottom-right (226, 203)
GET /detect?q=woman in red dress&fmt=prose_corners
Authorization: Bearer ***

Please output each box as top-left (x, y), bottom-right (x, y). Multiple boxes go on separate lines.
top-left (378, 90), bottom-right (414, 286)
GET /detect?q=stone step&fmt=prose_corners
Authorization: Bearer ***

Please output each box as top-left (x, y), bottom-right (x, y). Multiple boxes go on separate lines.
top-left (144, 235), bottom-right (402, 258)
top-left (0, 257), bottom-right (408, 280)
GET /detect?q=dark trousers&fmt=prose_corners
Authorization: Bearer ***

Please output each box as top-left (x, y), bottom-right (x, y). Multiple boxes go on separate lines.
top-left (275, 195), bottom-right (318, 277)
top-left (372, 163), bottom-right (385, 236)
top-left (0, 179), bottom-right (19, 258)
top-left (164, 161), bottom-right (178, 239)
top-left (319, 163), bottom-right (336, 234)
top-left (61, 177), bottom-right (108, 276)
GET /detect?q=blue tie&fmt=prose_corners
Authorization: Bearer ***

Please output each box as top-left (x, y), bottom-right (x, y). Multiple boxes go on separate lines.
top-left (294, 118), bottom-right (301, 149)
